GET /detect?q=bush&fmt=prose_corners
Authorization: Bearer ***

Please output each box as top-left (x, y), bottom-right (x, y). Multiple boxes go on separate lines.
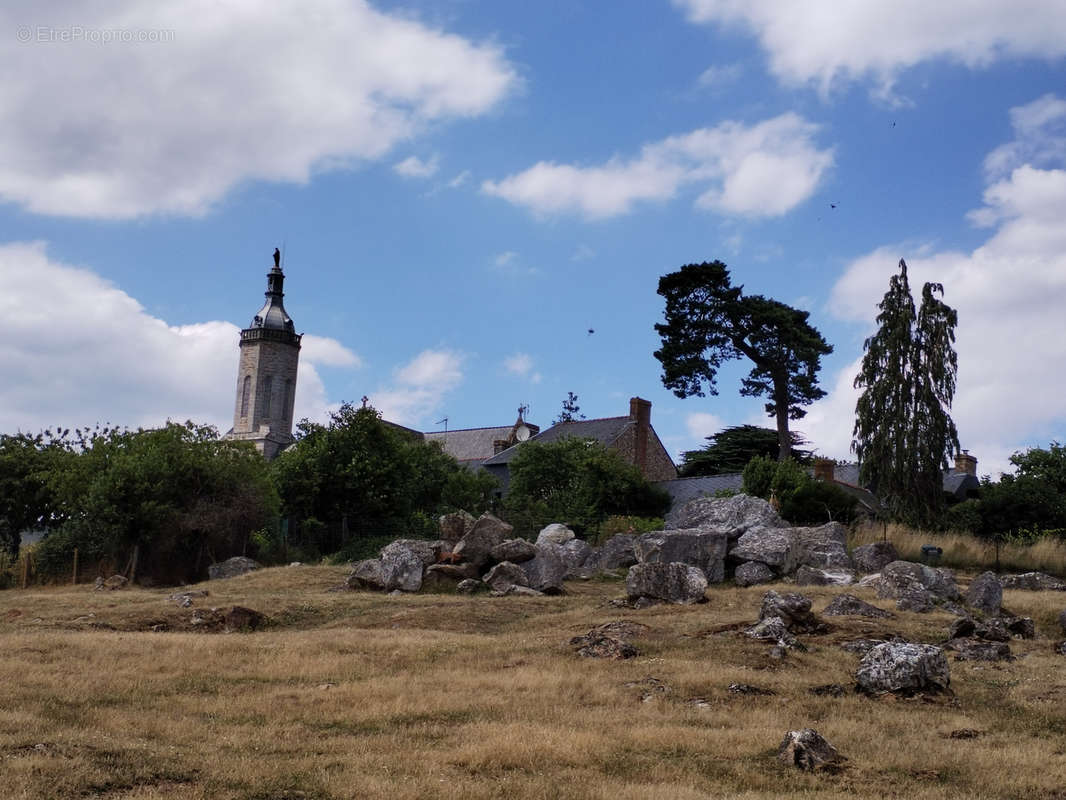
top-left (742, 455), bottom-right (857, 526)
top-left (591, 515), bottom-right (665, 544)
top-left (944, 499), bottom-right (982, 534)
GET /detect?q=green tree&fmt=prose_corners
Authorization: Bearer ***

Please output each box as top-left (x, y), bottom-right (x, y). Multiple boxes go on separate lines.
top-left (501, 437), bottom-right (670, 538)
top-left (0, 431), bottom-right (73, 558)
top-left (741, 455), bottom-right (857, 526)
top-left (1010, 441), bottom-right (1066, 494)
top-left (852, 259), bottom-right (960, 527)
top-left (679, 425), bottom-right (813, 476)
top-left (36, 422), bottom-right (278, 583)
top-left (554, 392), bottom-right (584, 423)
top-left (272, 403), bottom-right (497, 554)
top-left (654, 261), bottom-right (832, 462)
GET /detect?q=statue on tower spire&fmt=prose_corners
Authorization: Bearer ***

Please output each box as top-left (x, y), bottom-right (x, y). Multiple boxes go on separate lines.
top-left (273, 247), bottom-right (281, 269)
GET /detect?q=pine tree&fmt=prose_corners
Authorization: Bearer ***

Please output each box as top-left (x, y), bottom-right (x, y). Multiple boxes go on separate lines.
top-left (852, 259), bottom-right (959, 527)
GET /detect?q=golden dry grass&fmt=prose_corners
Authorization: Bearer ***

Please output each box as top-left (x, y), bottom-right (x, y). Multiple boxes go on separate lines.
top-left (851, 522), bottom-right (1066, 577)
top-left (2, 566), bottom-right (1066, 799)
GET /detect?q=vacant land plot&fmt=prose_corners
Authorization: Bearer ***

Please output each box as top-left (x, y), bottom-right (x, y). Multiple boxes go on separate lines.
top-left (1, 567), bottom-right (1065, 799)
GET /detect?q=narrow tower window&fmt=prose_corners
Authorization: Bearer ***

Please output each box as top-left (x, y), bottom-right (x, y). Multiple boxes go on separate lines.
top-left (284, 379), bottom-right (294, 420)
top-left (240, 375), bottom-right (251, 418)
top-left (262, 376), bottom-right (273, 417)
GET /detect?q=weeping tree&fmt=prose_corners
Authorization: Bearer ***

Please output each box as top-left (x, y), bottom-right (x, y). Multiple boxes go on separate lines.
top-left (852, 259), bottom-right (959, 527)
top-left (655, 261), bottom-right (832, 461)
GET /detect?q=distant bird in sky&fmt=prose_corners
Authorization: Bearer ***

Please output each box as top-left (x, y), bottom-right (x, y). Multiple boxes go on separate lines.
top-left (587, 328), bottom-right (595, 336)
top-left (830, 203), bottom-right (838, 209)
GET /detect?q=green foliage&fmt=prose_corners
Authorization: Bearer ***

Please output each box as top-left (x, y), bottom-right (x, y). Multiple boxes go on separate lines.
top-left (853, 259), bottom-right (959, 528)
top-left (501, 438), bottom-right (670, 538)
top-left (741, 455), bottom-right (777, 499)
top-left (555, 392), bottom-right (585, 423)
top-left (944, 499), bottom-right (983, 533)
top-left (592, 515), bottom-right (665, 544)
top-left (654, 261), bottom-right (832, 461)
top-left (34, 422), bottom-right (278, 582)
top-left (0, 431), bottom-right (74, 558)
top-left (272, 403), bottom-right (497, 554)
top-left (742, 455), bottom-right (857, 525)
top-left (1010, 441), bottom-right (1066, 494)
top-left (680, 425), bottom-right (813, 477)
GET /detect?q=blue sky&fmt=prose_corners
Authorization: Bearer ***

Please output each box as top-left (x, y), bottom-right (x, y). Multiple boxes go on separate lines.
top-left (2, 1), bottom-right (1065, 476)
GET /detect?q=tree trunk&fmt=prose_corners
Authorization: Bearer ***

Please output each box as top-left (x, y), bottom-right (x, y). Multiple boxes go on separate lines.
top-left (774, 377), bottom-right (791, 461)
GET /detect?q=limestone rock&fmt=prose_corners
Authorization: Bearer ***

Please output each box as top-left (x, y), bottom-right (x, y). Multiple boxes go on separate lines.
top-left (734, 561), bottom-right (775, 587)
top-left (456, 578), bottom-right (481, 595)
top-left (439, 510), bottom-right (476, 543)
top-left (207, 556), bottom-right (260, 581)
top-left (452, 513), bottom-right (514, 569)
top-left (999, 572), bottom-right (1066, 591)
top-left (346, 559), bottom-right (386, 591)
top-left (382, 539), bottom-right (442, 568)
top-left (878, 560), bottom-right (960, 612)
top-left (855, 642), bottom-right (951, 696)
top-left (425, 562), bottom-right (480, 582)
top-left (484, 561), bottom-right (529, 593)
top-left (560, 538), bottom-right (593, 572)
top-left (570, 634), bottom-right (638, 659)
top-left (587, 533), bottom-right (638, 571)
top-left (635, 529), bottom-right (728, 583)
top-left (666, 493), bottom-right (786, 535)
top-left (760, 590), bottom-right (823, 633)
top-left (851, 541), bottom-right (900, 574)
top-left (777, 729), bottom-right (846, 772)
top-left (520, 544), bottom-right (568, 594)
top-left (745, 616), bottom-right (798, 648)
top-left (823, 594), bottom-right (893, 618)
top-left (96, 574), bottom-right (128, 591)
top-left (379, 541), bottom-right (426, 592)
top-left (794, 522), bottom-right (853, 570)
top-left (626, 562), bottom-right (708, 605)
top-left (490, 538), bottom-right (536, 564)
top-left (224, 606), bottom-right (266, 631)
top-left (729, 526), bottom-right (797, 574)
top-left (966, 571), bottom-right (1003, 616)
top-left (947, 639), bottom-right (1013, 661)
top-left (501, 585), bottom-right (544, 597)
top-left (795, 565), bottom-right (854, 586)
top-left (537, 523), bottom-right (576, 546)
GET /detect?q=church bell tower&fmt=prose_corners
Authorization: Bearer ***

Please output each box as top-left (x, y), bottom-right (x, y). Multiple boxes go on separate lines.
top-left (226, 248), bottom-right (302, 459)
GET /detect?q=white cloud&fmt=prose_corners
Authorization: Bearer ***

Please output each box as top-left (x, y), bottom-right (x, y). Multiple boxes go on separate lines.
top-left (494, 251), bottom-right (518, 267)
top-left (503, 352), bottom-right (541, 384)
top-left (491, 250), bottom-right (540, 277)
top-left (372, 349), bottom-right (465, 426)
top-left (301, 335), bottom-right (362, 368)
top-left (807, 95), bottom-right (1066, 475)
top-left (698, 62), bottom-right (743, 87)
top-left (675, 0), bottom-right (1066, 98)
top-left (571, 244), bottom-right (596, 262)
top-left (482, 113), bottom-right (832, 219)
top-left (448, 170), bottom-right (472, 188)
top-left (0, 1), bottom-right (516, 218)
top-left (393, 155), bottom-right (440, 179)
top-left (0, 242), bottom-right (350, 434)
top-left (685, 412), bottom-right (725, 440)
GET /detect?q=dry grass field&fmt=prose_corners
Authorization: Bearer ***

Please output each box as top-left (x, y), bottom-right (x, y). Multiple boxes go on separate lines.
top-left (2, 565), bottom-right (1066, 799)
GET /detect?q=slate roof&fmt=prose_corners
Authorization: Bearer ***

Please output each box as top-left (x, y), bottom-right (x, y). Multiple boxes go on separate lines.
top-left (654, 474), bottom-right (744, 509)
top-left (482, 416), bottom-right (633, 466)
top-left (424, 426), bottom-right (516, 464)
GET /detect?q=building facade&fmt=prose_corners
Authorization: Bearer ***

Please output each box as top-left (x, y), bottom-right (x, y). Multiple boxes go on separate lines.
top-left (225, 250), bottom-right (301, 460)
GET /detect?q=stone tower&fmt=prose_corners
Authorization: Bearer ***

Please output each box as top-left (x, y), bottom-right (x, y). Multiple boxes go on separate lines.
top-left (226, 249), bottom-right (301, 459)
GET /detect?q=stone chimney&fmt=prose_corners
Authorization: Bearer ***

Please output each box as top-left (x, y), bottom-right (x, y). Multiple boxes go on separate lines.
top-left (813, 458), bottom-right (835, 482)
top-left (955, 450), bottom-right (977, 476)
top-left (629, 397), bottom-right (651, 474)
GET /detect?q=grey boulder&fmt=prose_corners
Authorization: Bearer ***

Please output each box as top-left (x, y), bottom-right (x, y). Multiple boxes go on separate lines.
top-left (855, 642), bottom-right (951, 696)
top-left (520, 544), bottom-right (568, 593)
top-left (438, 510), bottom-right (476, 542)
top-left (666, 493), bottom-right (786, 535)
top-left (794, 522), bottom-right (853, 570)
top-left (823, 594), bottom-right (893, 618)
top-left (452, 513), bottom-right (514, 569)
top-left (626, 562), bottom-right (708, 605)
top-left (483, 561), bottom-right (530, 593)
top-left (999, 572), bottom-right (1066, 591)
top-left (760, 590), bottom-right (823, 633)
top-left (536, 523), bottom-right (575, 546)
top-left (729, 526), bottom-right (798, 574)
top-left (777, 729), bottom-right (846, 772)
top-left (379, 541), bottom-right (426, 592)
top-left (794, 565), bottom-right (855, 586)
top-left (208, 556), bottom-right (261, 580)
top-left (636, 529), bottom-right (728, 583)
top-left (851, 542), bottom-right (899, 573)
top-left (734, 561), bottom-right (775, 587)
top-left (965, 571), bottom-right (1003, 616)
top-left (346, 559), bottom-right (386, 590)
top-left (490, 538), bottom-right (537, 564)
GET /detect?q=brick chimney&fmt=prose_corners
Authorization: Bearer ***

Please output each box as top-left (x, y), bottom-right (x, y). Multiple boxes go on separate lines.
top-left (955, 450), bottom-right (977, 476)
top-left (629, 397), bottom-right (651, 474)
top-left (813, 458), bottom-right (835, 482)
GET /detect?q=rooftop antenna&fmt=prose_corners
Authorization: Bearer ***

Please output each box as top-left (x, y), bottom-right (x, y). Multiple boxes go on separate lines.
top-left (435, 416), bottom-right (449, 436)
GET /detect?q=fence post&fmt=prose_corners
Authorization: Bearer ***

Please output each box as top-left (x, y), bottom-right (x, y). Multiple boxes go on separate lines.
top-left (72, 548), bottom-right (78, 586)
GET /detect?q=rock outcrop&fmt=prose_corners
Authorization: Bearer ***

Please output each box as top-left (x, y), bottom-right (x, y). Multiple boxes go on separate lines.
top-left (877, 560), bottom-right (961, 613)
top-left (207, 556), bottom-right (260, 581)
top-left (734, 561), bottom-right (774, 587)
top-left (965, 571), bottom-right (1003, 616)
top-left (626, 562), bottom-right (708, 605)
top-left (855, 642), bottom-right (950, 696)
top-left (777, 729), bottom-right (846, 772)
top-left (851, 542), bottom-right (900, 574)
top-left (823, 594), bottom-right (893, 618)
top-left (635, 529), bottom-right (728, 583)
top-left (451, 513), bottom-right (514, 569)
top-left (999, 572), bottom-right (1066, 591)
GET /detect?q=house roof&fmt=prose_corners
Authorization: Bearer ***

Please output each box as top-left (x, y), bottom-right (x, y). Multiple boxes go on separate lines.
top-left (424, 425), bottom-right (516, 463)
top-left (482, 416), bottom-right (633, 466)
top-left (654, 474), bottom-right (744, 509)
